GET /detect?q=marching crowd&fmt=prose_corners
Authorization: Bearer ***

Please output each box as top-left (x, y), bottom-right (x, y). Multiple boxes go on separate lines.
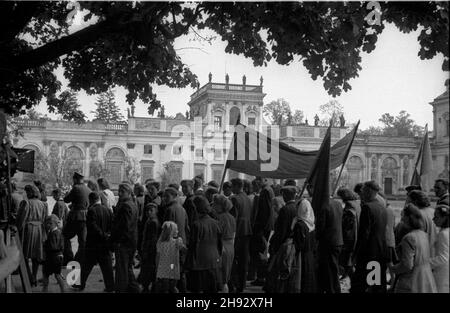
top-left (10, 172), bottom-right (449, 293)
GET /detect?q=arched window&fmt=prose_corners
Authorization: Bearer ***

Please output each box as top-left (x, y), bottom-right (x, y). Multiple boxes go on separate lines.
top-left (381, 157), bottom-right (398, 195)
top-left (346, 156), bottom-right (364, 189)
top-left (105, 147), bottom-right (126, 186)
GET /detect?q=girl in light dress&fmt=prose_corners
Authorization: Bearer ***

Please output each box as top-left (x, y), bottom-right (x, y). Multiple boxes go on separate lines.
top-left (155, 221), bottom-right (186, 293)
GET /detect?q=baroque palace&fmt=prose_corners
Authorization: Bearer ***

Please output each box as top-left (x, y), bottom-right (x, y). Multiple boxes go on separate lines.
top-left (13, 76), bottom-right (449, 196)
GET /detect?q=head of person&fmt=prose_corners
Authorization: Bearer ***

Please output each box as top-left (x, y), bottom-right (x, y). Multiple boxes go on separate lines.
top-left (407, 190), bottom-right (430, 209)
top-left (243, 179), bottom-right (253, 195)
top-left (193, 195), bottom-right (211, 215)
top-left (405, 185), bottom-right (421, 195)
top-left (86, 180), bottom-right (99, 192)
top-left (252, 178), bottom-right (262, 194)
top-left (134, 183), bottom-right (145, 197)
top-left (180, 179), bottom-right (194, 196)
top-left (212, 194), bottom-right (233, 214)
top-left (193, 175), bottom-right (203, 191)
top-left (281, 185), bottom-right (296, 202)
top-left (88, 191), bottom-right (101, 206)
top-left (45, 214), bottom-right (60, 232)
top-left (168, 183), bottom-right (180, 192)
top-left (207, 180), bottom-right (219, 189)
top-left (433, 205), bottom-right (449, 229)
top-left (402, 204), bottom-right (424, 230)
top-left (24, 185), bottom-right (40, 199)
top-left (118, 183), bottom-right (133, 201)
top-left (146, 181), bottom-right (160, 198)
top-left (434, 179), bottom-right (449, 198)
top-left (362, 181), bottom-right (380, 202)
top-left (163, 187), bottom-right (178, 204)
top-left (34, 180), bottom-right (44, 192)
top-left (205, 187), bottom-right (219, 203)
top-left (159, 221), bottom-right (178, 242)
top-left (97, 178), bottom-right (110, 191)
top-left (336, 188), bottom-right (358, 203)
top-left (146, 203), bottom-right (158, 219)
top-left (284, 179), bottom-right (297, 187)
top-left (294, 197), bottom-right (315, 231)
top-left (73, 172), bottom-right (84, 185)
top-left (52, 188), bottom-right (62, 201)
top-left (222, 181), bottom-right (232, 197)
top-left (353, 183), bottom-right (364, 198)
top-left (230, 178), bottom-right (243, 195)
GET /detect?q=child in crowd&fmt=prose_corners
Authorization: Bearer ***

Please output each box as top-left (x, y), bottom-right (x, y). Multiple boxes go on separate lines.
top-left (42, 214), bottom-right (65, 293)
top-left (155, 221), bottom-right (186, 293)
top-left (51, 189), bottom-right (69, 228)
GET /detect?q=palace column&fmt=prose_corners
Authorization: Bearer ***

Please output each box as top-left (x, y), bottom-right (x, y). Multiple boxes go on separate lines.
top-left (377, 153), bottom-right (383, 186)
top-left (84, 142), bottom-right (91, 178)
top-left (365, 152), bottom-right (371, 181)
top-left (399, 154), bottom-right (405, 188)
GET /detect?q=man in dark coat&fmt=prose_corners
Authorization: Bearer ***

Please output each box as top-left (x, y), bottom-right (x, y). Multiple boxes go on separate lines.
top-left (188, 196), bottom-right (222, 293)
top-left (110, 183), bottom-right (140, 293)
top-left (163, 187), bottom-right (189, 292)
top-left (268, 185), bottom-right (297, 257)
top-left (181, 179), bottom-right (198, 230)
top-left (73, 192), bottom-right (114, 292)
top-left (229, 178), bottom-right (253, 293)
top-left (351, 180), bottom-right (388, 293)
top-left (251, 178), bottom-right (274, 286)
top-left (64, 172), bottom-right (91, 263)
top-left (144, 181), bottom-right (162, 223)
top-left (314, 186), bottom-right (344, 294)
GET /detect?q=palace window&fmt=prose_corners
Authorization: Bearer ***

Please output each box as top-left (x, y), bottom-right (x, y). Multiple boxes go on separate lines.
top-left (195, 149), bottom-right (203, 158)
top-left (214, 116), bottom-right (222, 130)
top-left (144, 144), bottom-right (152, 155)
top-left (248, 117), bottom-right (256, 126)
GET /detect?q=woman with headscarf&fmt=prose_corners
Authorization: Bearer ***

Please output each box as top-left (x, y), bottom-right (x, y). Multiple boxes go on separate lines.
top-left (87, 179), bottom-right (108, 208)
top-left (212, 194), bottom-right (236, 292)
top-left (187, 196), bottom-right (222, 293)
top-left (16, 185), bottom-right (47, 286)
top-left (289, 197), bottom-right (317, 293)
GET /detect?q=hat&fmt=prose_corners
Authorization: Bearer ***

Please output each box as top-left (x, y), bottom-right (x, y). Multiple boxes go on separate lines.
top-left (405, 185), bottom-right (422, 193)
top-left (364, 180), bottom-right (380, 192)
top-left (73, 172), bottom-right (84, 179)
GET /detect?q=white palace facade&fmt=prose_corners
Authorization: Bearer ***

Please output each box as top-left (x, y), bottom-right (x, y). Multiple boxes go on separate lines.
top-left (13, 77), bottom-right (449, 196)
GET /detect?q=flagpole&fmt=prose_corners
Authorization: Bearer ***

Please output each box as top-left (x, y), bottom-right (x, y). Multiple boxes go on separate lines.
top-left (331, 120), bottom-right (360, 196)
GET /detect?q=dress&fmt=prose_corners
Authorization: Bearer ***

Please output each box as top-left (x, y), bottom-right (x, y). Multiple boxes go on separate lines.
top-left (16, 199), bottom-right (46, 261)
top-left (430, 228), bottom-right (449, 293)
top-left (420, 207), bottom-right (437, 257)
top-left (291, 220), bottom-right (317, 293)
top-left (156, 237), bottom-right (184, 280)
top-left (393, 229), bottom-right (437, 293)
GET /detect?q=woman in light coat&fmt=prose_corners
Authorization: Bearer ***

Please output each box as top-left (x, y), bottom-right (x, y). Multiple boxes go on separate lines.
top-left (390, 204), bottom-right (437, 293)
top-left (430, 205), bottom-right (449, 293)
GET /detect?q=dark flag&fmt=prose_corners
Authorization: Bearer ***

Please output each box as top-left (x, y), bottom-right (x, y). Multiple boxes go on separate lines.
top-left (308, 126), bottom-right (332, 218)
top-left (410, 124), bottom-right (433, 192)
top-left (225, 122), bottom-right (359, 179)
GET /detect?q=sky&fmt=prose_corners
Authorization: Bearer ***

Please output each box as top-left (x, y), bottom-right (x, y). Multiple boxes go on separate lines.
top-left (35, 17), bottom-right (448, 131)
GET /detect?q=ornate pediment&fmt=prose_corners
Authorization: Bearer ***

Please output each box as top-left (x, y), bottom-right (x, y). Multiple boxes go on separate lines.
top-left (211, 103), bottom-right (225, 113)
top-left (135, 119), bottom-right (160, 130)
top-left (245, 105), bottom-right (258, 114)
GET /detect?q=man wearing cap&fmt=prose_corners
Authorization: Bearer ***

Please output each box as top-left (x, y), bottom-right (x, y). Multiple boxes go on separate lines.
top-left (405, 185), bottom-right (422, 195)
top-left (111, 183), bottom-right (140, 292)
top-left (64, 172), bottom-right (91, 263)
top-left (352, 180), bottom-right (388, 293)
top-left (181, 179), bottom-right (197, 230)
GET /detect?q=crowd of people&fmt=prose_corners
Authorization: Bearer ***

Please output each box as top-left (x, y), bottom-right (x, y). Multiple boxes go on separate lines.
top-left (10, 171), bottom-right (449, 293)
